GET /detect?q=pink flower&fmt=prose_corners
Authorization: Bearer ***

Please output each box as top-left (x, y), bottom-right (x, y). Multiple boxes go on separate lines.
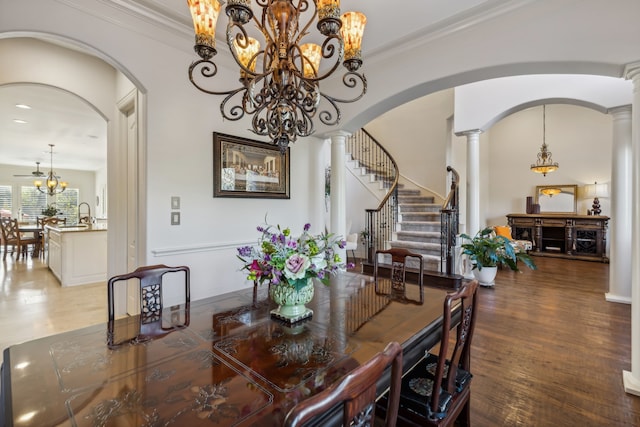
top-left (250, 260), bottom-right (263, 277)
top-left (284, 254), bottom-right (310, 280)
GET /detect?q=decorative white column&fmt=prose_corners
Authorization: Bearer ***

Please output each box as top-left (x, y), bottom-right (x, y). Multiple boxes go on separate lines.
top-left (329, 130), bottom-right (350, 263)
top-left (461, 130), bottom-right (482, 236)
top-left (606, 106), bottom-right (632, 304)
top-left (307, 136), bottom-right (326, 234)
top-left (623, 62), bottom-right (640, 396)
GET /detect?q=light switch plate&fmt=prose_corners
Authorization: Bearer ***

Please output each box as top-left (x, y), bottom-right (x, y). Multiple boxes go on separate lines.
top-left (171, 196), bottom-right (180, 210)
top-left (171, 212), bottom-right (180, 225)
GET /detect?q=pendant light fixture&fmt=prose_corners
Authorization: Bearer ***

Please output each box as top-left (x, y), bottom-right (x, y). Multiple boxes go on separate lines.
top-left (530, 105), bottom-right (559, 176)
top-left (186, 0), bottom-right (367, 153)
top-left (34, 144), bottom-right (68, 196)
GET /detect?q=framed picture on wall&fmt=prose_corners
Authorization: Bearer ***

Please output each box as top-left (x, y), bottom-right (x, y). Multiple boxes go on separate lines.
top-left (213, 132), bottom-right (290, 199)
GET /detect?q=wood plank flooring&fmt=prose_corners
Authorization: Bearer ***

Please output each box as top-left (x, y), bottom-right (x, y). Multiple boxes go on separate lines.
top-left (0, 255), bottom-right (106, 365)
top-left (1, 255), bottom-right (639, 425)
top-left (470, 257), bottom-right (640, 426)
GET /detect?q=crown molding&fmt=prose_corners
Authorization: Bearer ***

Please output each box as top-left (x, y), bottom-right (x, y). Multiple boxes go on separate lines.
top-left (366, 0), bottom-right (536, 63)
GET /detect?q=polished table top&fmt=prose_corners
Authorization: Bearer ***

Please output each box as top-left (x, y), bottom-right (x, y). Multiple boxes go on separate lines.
top-left (1, 272), bottom-right (450, 426)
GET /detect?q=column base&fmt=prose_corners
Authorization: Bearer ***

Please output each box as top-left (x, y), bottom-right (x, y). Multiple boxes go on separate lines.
top-left (623, 370), bottom-right (640, 396)
top-left (605, 292), bottom-right (631, 304)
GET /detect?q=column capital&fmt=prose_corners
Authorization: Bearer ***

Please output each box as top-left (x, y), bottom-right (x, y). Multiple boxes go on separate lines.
top-left (609, 105), bottom-right (632, 119)
top-left (609, 105), bottom-right (632, 114)
top-left (325, 130), bottom-right (352, 140)
top-left (624, 61), bottom-right (640, 81)
top-left (454, 129), bottom-right (483, 138)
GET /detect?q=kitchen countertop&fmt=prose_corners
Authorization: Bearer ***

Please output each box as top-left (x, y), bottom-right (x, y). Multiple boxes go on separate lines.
top-left (45, 223), bottom-right (108, 233)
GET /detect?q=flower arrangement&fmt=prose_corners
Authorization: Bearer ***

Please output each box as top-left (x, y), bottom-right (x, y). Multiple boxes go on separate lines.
top-left (41, 204), bottom-right (61, 217)
top-left (237, 222), bottom-right (350, 292)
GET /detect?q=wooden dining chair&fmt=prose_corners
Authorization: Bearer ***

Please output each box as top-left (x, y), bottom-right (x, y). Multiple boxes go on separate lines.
top-left (284, 341), bottom-right (403, 427)
top-left (107, 264), bottom-right (191, 345)
top-left (38, 216), bottom-right (66, 259)
top-left (0, 217), bottom-right (39, 260)
top-left (374, 247), bottom-right (424, 292)
top-left (394, 279), bottom-right (479, 427)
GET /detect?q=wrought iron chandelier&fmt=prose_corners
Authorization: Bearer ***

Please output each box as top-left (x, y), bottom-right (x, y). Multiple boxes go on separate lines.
top-left (187, 0), bottom-right (367, 152)
top-left (34, 144), bottom-right (68, 196)
top-left (530, 105), bottom-right (559, 176)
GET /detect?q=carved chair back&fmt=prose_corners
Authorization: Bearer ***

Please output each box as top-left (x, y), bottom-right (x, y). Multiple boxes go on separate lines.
top-left (284, 341), bottom-right (403, 427)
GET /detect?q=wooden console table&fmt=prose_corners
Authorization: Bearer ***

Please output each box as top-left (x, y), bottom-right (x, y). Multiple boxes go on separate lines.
top-left (507, 213), bottom-right (609, 262)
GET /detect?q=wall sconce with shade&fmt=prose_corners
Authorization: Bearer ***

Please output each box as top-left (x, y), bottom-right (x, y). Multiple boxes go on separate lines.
top-left (530, 105), bottom-right (559, 176)
top-left (186, 0), bottom-right (367, 153)
top-left (34, 144), bottom-right (68, 196)
top-left (582, 182), bottom-right (609, 215)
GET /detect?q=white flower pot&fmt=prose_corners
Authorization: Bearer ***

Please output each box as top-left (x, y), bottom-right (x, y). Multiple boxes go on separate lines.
top-left (472, 266), bottom-right (498, 287)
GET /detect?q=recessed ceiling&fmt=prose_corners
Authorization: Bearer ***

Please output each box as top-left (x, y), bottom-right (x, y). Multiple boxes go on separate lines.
top-left (0, 84), bottom-right (107, 171)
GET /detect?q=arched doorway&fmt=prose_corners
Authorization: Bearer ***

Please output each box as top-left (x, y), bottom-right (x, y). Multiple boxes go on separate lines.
top-left (0, 35), bottom-right (147, 306)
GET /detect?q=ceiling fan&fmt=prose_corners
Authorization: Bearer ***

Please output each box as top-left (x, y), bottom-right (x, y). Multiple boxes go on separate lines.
top-left (12, 161), bottom-right (57, 178)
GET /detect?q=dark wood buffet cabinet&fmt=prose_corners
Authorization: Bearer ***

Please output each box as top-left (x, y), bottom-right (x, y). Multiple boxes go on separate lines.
top-left (507, 213), bottom-right (609, 262)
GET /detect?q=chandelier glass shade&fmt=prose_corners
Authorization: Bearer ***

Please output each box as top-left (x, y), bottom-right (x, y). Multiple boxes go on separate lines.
top-left (540, 187), bottom-right (561, 197)
top-left (34, 144), bottom-right (67, 196)
top-left (531, 105), bottom-right (559, 176)
top-left (187, 0), bottom-right (367, 152)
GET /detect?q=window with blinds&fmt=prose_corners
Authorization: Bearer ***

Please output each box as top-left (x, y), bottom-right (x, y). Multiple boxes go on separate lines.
top-left (0, 185), bottom-right (12, 216)
top-left (20, 187), bottom-right (79, 224)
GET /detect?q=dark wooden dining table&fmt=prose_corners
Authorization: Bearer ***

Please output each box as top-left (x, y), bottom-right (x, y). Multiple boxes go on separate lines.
top-left (1, 272), bottom-right (453, 426)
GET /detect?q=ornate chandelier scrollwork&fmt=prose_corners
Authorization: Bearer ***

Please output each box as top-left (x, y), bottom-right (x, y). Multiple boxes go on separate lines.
top-left (187, 0), bottom-right (367, 152)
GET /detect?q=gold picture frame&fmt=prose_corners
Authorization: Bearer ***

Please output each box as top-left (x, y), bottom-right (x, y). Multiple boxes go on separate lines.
top-left (534, 184), bottom-right (577, 213)
top-left (213, 132), bottom-right (290, 199)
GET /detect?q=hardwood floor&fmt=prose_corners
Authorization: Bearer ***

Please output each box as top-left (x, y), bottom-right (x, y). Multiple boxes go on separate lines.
top-left (1, 255), bottom-right (639, 425)
top-left (0, 254), bottom-right (106, 365)
top-left (470, 257), bottom-right (640, 426)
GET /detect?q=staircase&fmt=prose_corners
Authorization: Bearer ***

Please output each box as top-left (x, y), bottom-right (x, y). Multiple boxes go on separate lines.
top-left (346, 155), bottom-right (443, 272)
top-left (390, 188), bottom-right (442, 271)
top-left (345, 129), bottom-right (459, 282)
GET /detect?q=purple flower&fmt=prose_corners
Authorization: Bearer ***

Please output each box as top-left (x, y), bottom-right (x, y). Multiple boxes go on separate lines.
top-left (338, 240), bottom-right (346, 249)
top-left (304, 223), bottom-right (311, 231)
top-left (257, 226), bottom-right (264, 232)
top-left (237, 246), bottom-right (253, 257)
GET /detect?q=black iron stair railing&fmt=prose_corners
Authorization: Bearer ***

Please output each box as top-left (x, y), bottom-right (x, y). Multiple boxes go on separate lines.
top-left (346, 129), bottom-right (399, 264)
top-left (440, 166), bottom-right (460, 275)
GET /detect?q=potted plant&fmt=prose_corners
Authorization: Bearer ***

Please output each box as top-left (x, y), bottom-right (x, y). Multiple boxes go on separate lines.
top-left (460, 227), bottom-right (536, 286)
top-left (41, 204), bottom-right (60, 217)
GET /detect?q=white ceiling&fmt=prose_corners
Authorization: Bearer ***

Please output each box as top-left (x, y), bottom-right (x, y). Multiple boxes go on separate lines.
top-left (0, 0), bottom-right (537, 172)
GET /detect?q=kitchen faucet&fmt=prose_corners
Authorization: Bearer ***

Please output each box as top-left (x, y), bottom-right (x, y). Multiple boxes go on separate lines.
top-left (78, 202), bottom-right (91, 224)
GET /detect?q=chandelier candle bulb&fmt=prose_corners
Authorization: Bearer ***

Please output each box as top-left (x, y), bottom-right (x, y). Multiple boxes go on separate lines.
top-left (187, 0), bottom-right (221, 59)
top-left (233, 37), bottom-right (260, 76)
top-left (301, 43), bottom-right (322, 78)
top-left (340, 11), bottom-right (366, 70)
top-left (317, 0), bottom-right (341, 35)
